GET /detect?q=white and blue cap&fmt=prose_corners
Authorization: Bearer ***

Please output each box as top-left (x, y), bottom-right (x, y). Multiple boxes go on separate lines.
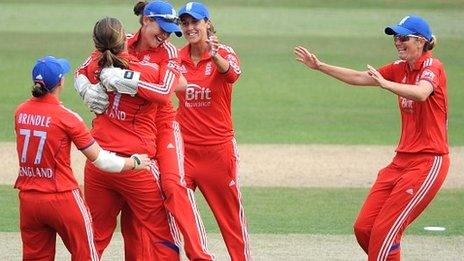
top-left (178, 2), bottom-right (210, 20)
top-left (144, 1), bottom-right (182, 37)
top-left (385, 15), bottom-right (432, 41)
top-left (32, 56), bottom-right (71, 91)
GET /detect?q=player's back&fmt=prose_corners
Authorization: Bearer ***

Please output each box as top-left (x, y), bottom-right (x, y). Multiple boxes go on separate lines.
top-left (77, 52), bottom-right (169, 157)
top-left (14, 94), bottom-right (94, 192)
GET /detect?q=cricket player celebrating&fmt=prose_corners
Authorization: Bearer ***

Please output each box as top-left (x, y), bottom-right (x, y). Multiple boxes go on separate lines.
top-left (75, 17), bottom-right (183, 259)
top-left (176, 2), bottom-right (252, 260)
top-left (15, 55), bottom-right (150, 260)
top-left (74, 1), bottom-right (213, 260)
top-left (294, 15), bottom-right (449, 260)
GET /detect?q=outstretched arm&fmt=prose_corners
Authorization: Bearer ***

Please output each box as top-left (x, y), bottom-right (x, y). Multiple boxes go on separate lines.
top-left (294, 46), bottom-right (378, 87)
top-left (81, 142), bottom-right (150, 173)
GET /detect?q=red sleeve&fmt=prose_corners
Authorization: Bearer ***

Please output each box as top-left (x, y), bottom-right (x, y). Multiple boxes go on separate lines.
top-left (61, 107), bottom-right (95, 150)
top-left (218, 46), bottom-right (241, 83)
top-left (136, 62), bottom-right (178, 105)
top-left (377, 62), bottom-right (395, 82)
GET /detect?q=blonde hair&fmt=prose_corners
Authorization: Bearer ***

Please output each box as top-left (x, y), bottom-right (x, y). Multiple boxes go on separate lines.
top-left (206, 19), bottom-right (216, 37)
top-left (93, 17), bottom-right (129, 69)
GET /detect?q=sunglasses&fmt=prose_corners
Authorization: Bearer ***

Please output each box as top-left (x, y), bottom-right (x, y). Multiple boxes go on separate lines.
top-left (148, 14), bottom-right (180, 25)
top-left (393, 34), bottom-right (425, 42)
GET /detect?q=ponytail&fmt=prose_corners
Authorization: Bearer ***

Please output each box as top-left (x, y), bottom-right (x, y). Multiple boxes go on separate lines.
top-left (93, 17), bottom-right (129, 69)
top-left (31, 82), bottom-right (48, 97)
top-left (134, 1), bottom-right (147, 25)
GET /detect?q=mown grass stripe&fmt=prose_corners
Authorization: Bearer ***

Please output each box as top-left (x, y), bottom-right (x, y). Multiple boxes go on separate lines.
top-left (1, 186), bottom-right (462, 235)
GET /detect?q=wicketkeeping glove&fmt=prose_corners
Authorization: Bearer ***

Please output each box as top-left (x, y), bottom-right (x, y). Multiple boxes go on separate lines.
top-left (74, 74), bottom-right (109, 114)
top-left (100, 67), bottom-right (141, 96)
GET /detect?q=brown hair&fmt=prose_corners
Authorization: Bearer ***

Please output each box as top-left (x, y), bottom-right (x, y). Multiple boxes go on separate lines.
top-left (423, 35), bottom-right (436, 52)
top-left (93, 17), bottom-right (129, 69)
top-left (206, 19), bottom-right (216, 38)
top-left (134, 1), bottom-right (147, 25)
top-left (31, 83), bottom-right (48, 97)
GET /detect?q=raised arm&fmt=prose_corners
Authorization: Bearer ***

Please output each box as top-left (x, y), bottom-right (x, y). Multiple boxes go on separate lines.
top-left (294, 46), bottom-right (378, 86)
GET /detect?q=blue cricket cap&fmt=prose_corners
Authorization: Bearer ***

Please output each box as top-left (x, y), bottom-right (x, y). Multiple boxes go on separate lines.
top-left (178, 2), bottom-right (210, 20)
top-left (32, 56), bottom-right (71, 91)
top-left (144, 1), bottom-right (182, 37)
top-left (385, 15), bottom-right (432, 41)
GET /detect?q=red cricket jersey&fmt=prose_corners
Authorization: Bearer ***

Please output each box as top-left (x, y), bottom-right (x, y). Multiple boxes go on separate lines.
top-left (127, 31), bottom-right (179, 126)
top-left (76, 51), bottom-right (178, 157)
top-left (14, 94), bottom-right (95, 192)
top-left (378, 51), bottom-right (448, 154)
top-left (176, 44), bottom-right (241, 145)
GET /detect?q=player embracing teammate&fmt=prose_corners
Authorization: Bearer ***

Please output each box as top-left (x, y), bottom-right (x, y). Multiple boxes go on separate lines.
top-left (73, 1), bottom-right (251, 260)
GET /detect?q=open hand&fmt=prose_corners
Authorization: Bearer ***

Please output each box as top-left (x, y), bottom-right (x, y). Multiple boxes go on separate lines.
top-left (294, 46), bottom-right (322, 70)
top-left (367, 64), bottom-right (387, 88)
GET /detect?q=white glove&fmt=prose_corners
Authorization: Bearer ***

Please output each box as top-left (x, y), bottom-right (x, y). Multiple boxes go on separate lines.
top-left (100, 67), bottom-right (141, 96)
top-left (74, 74), bottom-right (109, 114)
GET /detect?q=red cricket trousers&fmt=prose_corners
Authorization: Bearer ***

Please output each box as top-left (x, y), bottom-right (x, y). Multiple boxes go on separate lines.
top-left (84, 160), bottom-right (178, 260)
top-left (184, 138), bottom-right (252, 261)
top-left (121, 121), bottom-right (213, 260)
top-left (19, 189), bottom-right (98, 261)
top-left (353, 153), bottom-right (449, 261)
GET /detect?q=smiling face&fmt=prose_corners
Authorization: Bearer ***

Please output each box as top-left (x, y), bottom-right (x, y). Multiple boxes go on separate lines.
top-left (140, 16), bottom-right (171, 49)
top-left (393, 34), bottom-right (426, 63)
top-left (179, 15), bottom-right (209, 45)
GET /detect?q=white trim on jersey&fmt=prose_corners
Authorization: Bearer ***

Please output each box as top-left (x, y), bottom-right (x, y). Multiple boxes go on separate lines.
top-left (162, 42), bottom-right (178, 60)
top-left (72, 189), bottom-right (99, 261)
top-left (138, 69), bottom-right (175, 94)
top-left (376, 156), bottom-right (442, 261)
top-left (423, 58), bottom-right (433, 68)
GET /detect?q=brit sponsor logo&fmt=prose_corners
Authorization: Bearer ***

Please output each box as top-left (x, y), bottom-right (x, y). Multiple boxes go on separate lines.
top-left (400, 97), bottom-right (413, 112)
top-left (184, 83), bottom-right (212, 108)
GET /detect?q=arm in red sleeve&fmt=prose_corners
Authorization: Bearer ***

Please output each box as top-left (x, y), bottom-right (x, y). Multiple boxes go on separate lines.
top-left (136, 65), bottom-right (179, 105)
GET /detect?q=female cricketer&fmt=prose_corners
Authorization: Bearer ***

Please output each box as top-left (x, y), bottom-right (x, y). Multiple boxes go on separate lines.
top-left (176, 2), bottom-right (252, 260)
top-left (294, 15), bottom-right (449, 260)
top-left (74, 1), bottom-right (213, 260)
top-left (75, 17), bottom-right (183, 260)
top-left (15, 55), bottom-right (150, 260)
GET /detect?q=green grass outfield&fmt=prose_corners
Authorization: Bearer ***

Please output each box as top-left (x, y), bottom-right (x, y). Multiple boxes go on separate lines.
top-left (1, 185), bottom-right (463, 236)
top-left (0, 0), bottom-right (463, 144)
